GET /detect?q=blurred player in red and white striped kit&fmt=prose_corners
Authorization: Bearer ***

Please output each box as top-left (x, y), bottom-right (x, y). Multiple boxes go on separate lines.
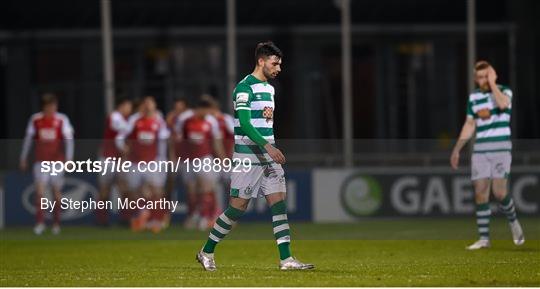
top-left (175, 98), bottom-right (226, 230)
top-left (19, 93), bottom-right (74, 235)
top-left (116, 96), bottom-right (170, 233)
top-left (96, 98), bottom-right (133, 226)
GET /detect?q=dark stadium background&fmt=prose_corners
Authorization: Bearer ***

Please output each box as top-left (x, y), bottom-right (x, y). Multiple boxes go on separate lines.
top-left (1, 0), bottom-right (539, 141)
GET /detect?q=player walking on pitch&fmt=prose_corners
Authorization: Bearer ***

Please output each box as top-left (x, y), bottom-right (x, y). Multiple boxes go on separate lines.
top-left (20, 93), bottom-right (74, 235)
top-left (197, 41), bottom-right (314, 270)
top-left (451, 61), bottom-right (524, 250)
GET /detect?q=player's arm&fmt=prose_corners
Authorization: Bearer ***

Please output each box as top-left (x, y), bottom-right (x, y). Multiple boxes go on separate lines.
top-left (450, 116), bottom-right (476, 170)
top-left (19, 117), bottom-right (35, 171)
top-left (208, 116), bottom-right (226, 160)
top-left (115, 119), bottom-right (134, 156)
top-left (235, 87), bottom-right (285, 164)
top-left (168, 135), bottom-right (176, 161)
top-left (487, 66), bottom-right (511, 109)
top-left (157, 121), bottom-right (170, 161)
top-left (110, 113), bottom-right (129, 132)
top-left (224, 114), bottom-right (235, 135)
top-left (61, 115), bottom-right (75, 161)
top-left (170, 113), bottom-right (188, 160)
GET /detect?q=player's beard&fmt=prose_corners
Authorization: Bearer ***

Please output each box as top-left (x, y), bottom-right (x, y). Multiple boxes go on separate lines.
top-left (263, 67), bottom-right (277, 79)
top-left (479, 83), bottom-right (490, 91)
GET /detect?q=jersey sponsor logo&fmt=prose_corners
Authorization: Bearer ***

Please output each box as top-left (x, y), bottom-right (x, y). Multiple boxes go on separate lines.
top-left (39, 128), bottom-right (57, 140)
top-left (236, 92), bottom-right (249, 103)
top-left (187, 131), bottom-right (206, 144)
top-left (137, 131), bottom-right (155, 144)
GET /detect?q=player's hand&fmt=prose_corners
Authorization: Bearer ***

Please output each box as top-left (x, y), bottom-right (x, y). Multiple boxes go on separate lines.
top-left (450, 150), bottom-right (460, 170)
top-left (120, 145), bottom-right (130, 158)
top-left (264, 143), bottom-right (286, 164)
top-left (19, 160), bottom-right (27, 171)
top-left (487, 66), bottom-right (497, 85)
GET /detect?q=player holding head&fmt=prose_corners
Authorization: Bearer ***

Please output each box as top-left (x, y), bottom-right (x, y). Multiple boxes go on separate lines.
top-left (116, 96), bottom-right (170, 233)
top-left (451, 61), bottom-right (524, 250)
top-left (196, 41), bottom-right (314, 270)
top-left (175, 98), bottom-right (226, 230)
top-left (19, 93), bottom-right (74, 235)
top-left (96, 98), bottom-right (133, 226)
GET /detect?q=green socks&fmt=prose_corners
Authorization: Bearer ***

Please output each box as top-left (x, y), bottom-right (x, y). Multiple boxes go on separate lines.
top-left (475, 203), bottom-right (491, 240)
top-left (202, 206), bottom-right (244, 254)
top-left (271, 200), bottom-right (292, 260)
top-left (499, 195), bottom-right (517, 222)
top-left (201, 200), bottom-right (293, 261)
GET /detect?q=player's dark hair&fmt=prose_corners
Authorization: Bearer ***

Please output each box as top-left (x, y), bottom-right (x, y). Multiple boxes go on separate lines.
top-left (475, 60), bottom-right (491, 71)
top-left (200, 94), bottom-right (219, 108)
top-left (132, 97), bottom-right (143, 111)
top-left (174, 97), bottom-right (188, 105)
top-left (115, 97), bottom-right (131, 108)
top-left (41, 93), bottom-right (58, 107)
top-left (254, 41), bottom-right (283, 63)
top-left (196, 98), bottom-right (213, 109)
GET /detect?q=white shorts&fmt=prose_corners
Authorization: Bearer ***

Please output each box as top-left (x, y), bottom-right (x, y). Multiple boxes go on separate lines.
top-left (180, 156), bottom-right (219, 185)
top-left (471, 151), bottom-right (512, 180)
top-left (230, 162), bottom-right (286, 199)
top-left (33, 162), bottom-right (64, 189)
top-left (126, 170), bottom-right (167, 190)
top-left (97, 157), bottom-right (124, 186)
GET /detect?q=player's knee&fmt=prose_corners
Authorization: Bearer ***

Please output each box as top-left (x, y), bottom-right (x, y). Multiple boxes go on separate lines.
top-left (229, 197), bottom-right (249, 211)
top-left (492, 186), bottom-right (507, 201)
top-left (474, 184), bottom-right (489, 196)
top-left (491, 179), bottom-right (508, 201)
top-left (474, 193), bottom-right (489, 204)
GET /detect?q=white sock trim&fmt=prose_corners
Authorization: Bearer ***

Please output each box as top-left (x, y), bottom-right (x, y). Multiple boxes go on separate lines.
top-left (272, 214), bottom-right (288, 222)
top-left (273, 224), bottom-right (290, 234)
top-left (209, 233), bottom-right (221, 242)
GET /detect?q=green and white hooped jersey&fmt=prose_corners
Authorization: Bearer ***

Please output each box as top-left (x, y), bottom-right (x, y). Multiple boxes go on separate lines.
top-left (232, 74), bottom-right (275, 164)
top-left (467, 84), bottom-right (513, 153)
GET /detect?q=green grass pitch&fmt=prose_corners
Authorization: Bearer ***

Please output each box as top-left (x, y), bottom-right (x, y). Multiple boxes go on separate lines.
top-left (1, 218), bottom-right (539, 286)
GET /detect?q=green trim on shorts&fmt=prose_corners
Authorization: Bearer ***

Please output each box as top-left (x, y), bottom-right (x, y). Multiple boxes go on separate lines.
top-left (233, 159), bottom-right (275, 166)
top-left (473, 149), bottom-right (512, 153)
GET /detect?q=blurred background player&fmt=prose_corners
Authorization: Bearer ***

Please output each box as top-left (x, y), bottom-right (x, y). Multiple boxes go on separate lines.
top-left (164, 98), bottom-right (190, 228)
top-left (116, 96), bottom-right (170, 233)
top-left (166, 98), bottom-right (189, 129)
top-left (202, 94), bottom-right (235, 216)
top-left (175, 98), bottom-right (226, 231)
top-left (96, 98), bottom-right (133, 226)
top-left (19, 93), bottom-right (74, 235)
top-left (451, 61), bottom-right (524, 250)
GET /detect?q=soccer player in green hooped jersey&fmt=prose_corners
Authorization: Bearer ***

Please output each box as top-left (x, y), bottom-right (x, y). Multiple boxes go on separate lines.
top-left (196, 41), bottom-right (314, 271)
top-left (451, 60), bottom-right (524, 250)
